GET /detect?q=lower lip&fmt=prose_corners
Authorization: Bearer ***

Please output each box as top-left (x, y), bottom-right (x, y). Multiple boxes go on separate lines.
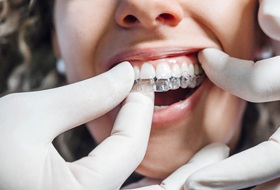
top-left (152, 79), bottom-right (211, 126)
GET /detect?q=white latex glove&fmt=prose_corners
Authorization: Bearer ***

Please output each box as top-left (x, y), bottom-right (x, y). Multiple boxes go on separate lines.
top-left (0, 62), bottom-right (154, 190)
top-left (183, 1), bottom-right (280, 189)
top-left (185, 129), bottom-right (280, 190)
top-left (198, 48), bottom-right (280, 103)
top-left (197, 0), bottom-right (280, 103)
top-left (124, 143), bottom-right (229, 190)
top-left (259, 0), bottom-right (280, 41)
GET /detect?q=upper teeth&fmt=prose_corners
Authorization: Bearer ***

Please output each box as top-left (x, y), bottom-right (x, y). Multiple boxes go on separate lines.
top-left (132, 62), bottom-right (204, 92)
top-left (140, 63), bottom-right (155, 79)
top-left (135, 62), bottom-right (203, 80)
top-left (156, 63), bottom-right (172, 79)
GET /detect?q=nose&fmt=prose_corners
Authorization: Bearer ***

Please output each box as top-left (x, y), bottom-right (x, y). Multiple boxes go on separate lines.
top-left (115, 0), bottom-right (184, 29)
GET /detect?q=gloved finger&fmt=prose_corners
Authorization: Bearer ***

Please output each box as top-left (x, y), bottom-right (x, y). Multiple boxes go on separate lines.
top-left (1, 62), bottom-right (134, 142)
top-left (68, 91), bottom-right (154, 190)
top-left (259, 0), bottom-right (280, 41)
top-left (198, 48), bottom-right (280, 102)
top-left (253, 178), bottom-right (280, 190)
top-left (123, 178), bottom-right (162, 189)
top-left (128, 144), bottom-right (229, 190)
top-left (159, 143), bottom-right (229, 190)
top-left (185, 128), bottom-right (280, 190)
top-left (126, 185), bottom-right (163, 190)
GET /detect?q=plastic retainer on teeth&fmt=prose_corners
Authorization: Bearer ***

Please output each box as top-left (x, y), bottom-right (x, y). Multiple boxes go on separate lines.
top-left (132, 74), bottom-right (205, 92)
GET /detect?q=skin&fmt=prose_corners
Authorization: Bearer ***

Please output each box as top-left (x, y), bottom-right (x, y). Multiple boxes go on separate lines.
top-left (54, 0), bottom-right (261, 179)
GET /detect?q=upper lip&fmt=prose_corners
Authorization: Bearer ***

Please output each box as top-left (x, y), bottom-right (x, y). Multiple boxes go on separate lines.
top-left (107, 46), bottom-right (201, 69)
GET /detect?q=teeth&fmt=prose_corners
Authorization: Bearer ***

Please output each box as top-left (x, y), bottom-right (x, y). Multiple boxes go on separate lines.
top-left (154, 105), bottom-right (168, 111)
top-left (171, 64), bottom-right (181, 78)
top-left (181, 62), bottom-right (189, 76)
top-left (131, 62), bottom-right (205, 92)
top-left (156, 63), bottom-right (171, 79)
top-left (154, 62), bottom-right (171, 92)
top-left (134, 66), bottom-right (140, 80)
top-left (140, 63), bottom-right (155, 79)
top-left (132, 79), bottom-right (154, 92)
top-left (154, 78), bottom-right (170, 92)
top-left (169, 76), bottom-right (181, 90)
top-left (180, 76), bottom-right (190, 88)
top-left (194, 64), bottom-right (200, 75)
top-left (181, 75), bottom-right (196, 88)
top-left (188, 64), bottom-right (195, 76)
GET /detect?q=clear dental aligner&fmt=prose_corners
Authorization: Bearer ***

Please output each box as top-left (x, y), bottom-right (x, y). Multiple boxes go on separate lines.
top-left (131, 61), bottom-right (205, 92)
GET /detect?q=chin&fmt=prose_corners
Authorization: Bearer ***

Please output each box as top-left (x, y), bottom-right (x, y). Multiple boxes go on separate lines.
top-left (134, 118), bottom-right (210, 179)
top-left (135, 147), bottom-right (195, 179)
top-left (134, 85), bottom-right (245, 179)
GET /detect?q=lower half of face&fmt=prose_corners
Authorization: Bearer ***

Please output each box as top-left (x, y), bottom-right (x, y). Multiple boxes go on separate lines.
top-left (54, 0), bottom-right (258, 180)
top-left (62, 48), bottom-right (251, 178)
top-left (87, 80), bottom-right (247, 179)
top-left (142, 86), bottom-right (246, 179)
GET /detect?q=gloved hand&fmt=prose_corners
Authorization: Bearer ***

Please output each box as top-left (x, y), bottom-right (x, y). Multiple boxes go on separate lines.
top-left (197, 47), bottom-right (280, 103)
top-left (183, 0), bottom-right (280, 189)
top-left (124, 144), bottom-right (229, 190)
top-left (196, 0), bottom-right (280, 103)
top-left (0, 62), bottom-right (154, 190)
top-left (259, 0), bottom-right (280, 41)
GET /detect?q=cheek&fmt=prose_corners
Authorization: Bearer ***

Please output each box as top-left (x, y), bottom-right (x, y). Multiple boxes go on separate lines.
top-left (202, 87), bottom-right (247, 146)
top-left (223, 3), bottom-right (258, 59)
top-left (54, 1), bottom-right (115, 82)
top-left (196, 0), bottom-right (257, 59)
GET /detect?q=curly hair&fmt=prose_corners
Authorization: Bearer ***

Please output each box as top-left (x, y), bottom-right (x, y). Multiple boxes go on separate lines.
top-left (1, 0), bottom-right (280, 168)
top-left (0, 0), bottom-right (63, 95)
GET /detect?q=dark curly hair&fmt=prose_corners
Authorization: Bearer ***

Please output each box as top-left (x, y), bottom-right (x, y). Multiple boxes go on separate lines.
top-left (0, 0), bottom-right (63, 95)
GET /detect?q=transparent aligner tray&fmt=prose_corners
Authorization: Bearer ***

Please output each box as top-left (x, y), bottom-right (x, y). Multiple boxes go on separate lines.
top-left (132, 74), bottom-right (205, 92)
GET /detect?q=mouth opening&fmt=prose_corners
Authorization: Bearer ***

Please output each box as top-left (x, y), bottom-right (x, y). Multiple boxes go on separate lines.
top-left (155, 86), bottom-right (199, 107)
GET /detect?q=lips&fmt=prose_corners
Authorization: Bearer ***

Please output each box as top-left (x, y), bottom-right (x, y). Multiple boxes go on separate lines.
top-left (108, 47), bottom-right (207, 125)
top-left (107, 47), bottom-right (200, 69)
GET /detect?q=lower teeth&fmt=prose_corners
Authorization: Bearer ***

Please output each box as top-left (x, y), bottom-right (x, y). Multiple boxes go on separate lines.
top-left (132, 74), bottom-right (205, 92)
top-left (154, 105), bottom-right (168, 111)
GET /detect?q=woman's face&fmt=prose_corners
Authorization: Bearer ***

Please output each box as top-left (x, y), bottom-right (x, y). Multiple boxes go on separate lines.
top-left (54, 0), bottom-right (259, 179)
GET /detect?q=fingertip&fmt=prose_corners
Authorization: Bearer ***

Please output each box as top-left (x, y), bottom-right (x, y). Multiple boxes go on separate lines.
top-left (206, 143), bottom-right (230, 158)
top-left (198, 48), bottom-right (229, 72)
top-left (199, 48), bottom-right (224, 56)
top-left (108, 61), bottom-right (135, 90)
top-left (138, 91), bottom-right (155, 103)
top-left (111, 61), bottom-right (134, 82)
top-left (126, 91), bottom-right (154, 109)
top-left (258, 0), bottom-right (280, 41)
top-left (198, 48), bottom-right (210, 69)
top-left (194, 143), bottom-right (230, 162)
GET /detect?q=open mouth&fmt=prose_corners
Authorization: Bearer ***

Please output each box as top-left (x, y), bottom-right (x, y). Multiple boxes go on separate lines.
top-left (154, 85), bottom-right (199, 109)
top-left (130, 53), bottom-right (205, 110)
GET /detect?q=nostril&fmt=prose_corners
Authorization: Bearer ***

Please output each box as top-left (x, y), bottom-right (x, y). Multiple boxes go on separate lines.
top-left (124, 15), bottom-right (138, 24)
top-left (158, 13), bottom-right (175, 20)
top-left (156, 13), bottom-right (182, 26)
top-left (116, 2), bottom-right (183, 28)
top-left (156, 13), bottom-right (181, 26)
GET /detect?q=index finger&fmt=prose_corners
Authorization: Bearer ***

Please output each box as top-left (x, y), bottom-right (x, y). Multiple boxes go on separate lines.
top-left (68, 91), bottom-right (154, 189)
top-left (1, 62), bottom-right (134, 142)
top-left (162, 143), bottom-right (229, 190)
top-left (259, 0), bottom-right (280, 41)
top-left (185, 128), bottom-right (280, 190)
top-left (199, 48), bottom-right (280, 102)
